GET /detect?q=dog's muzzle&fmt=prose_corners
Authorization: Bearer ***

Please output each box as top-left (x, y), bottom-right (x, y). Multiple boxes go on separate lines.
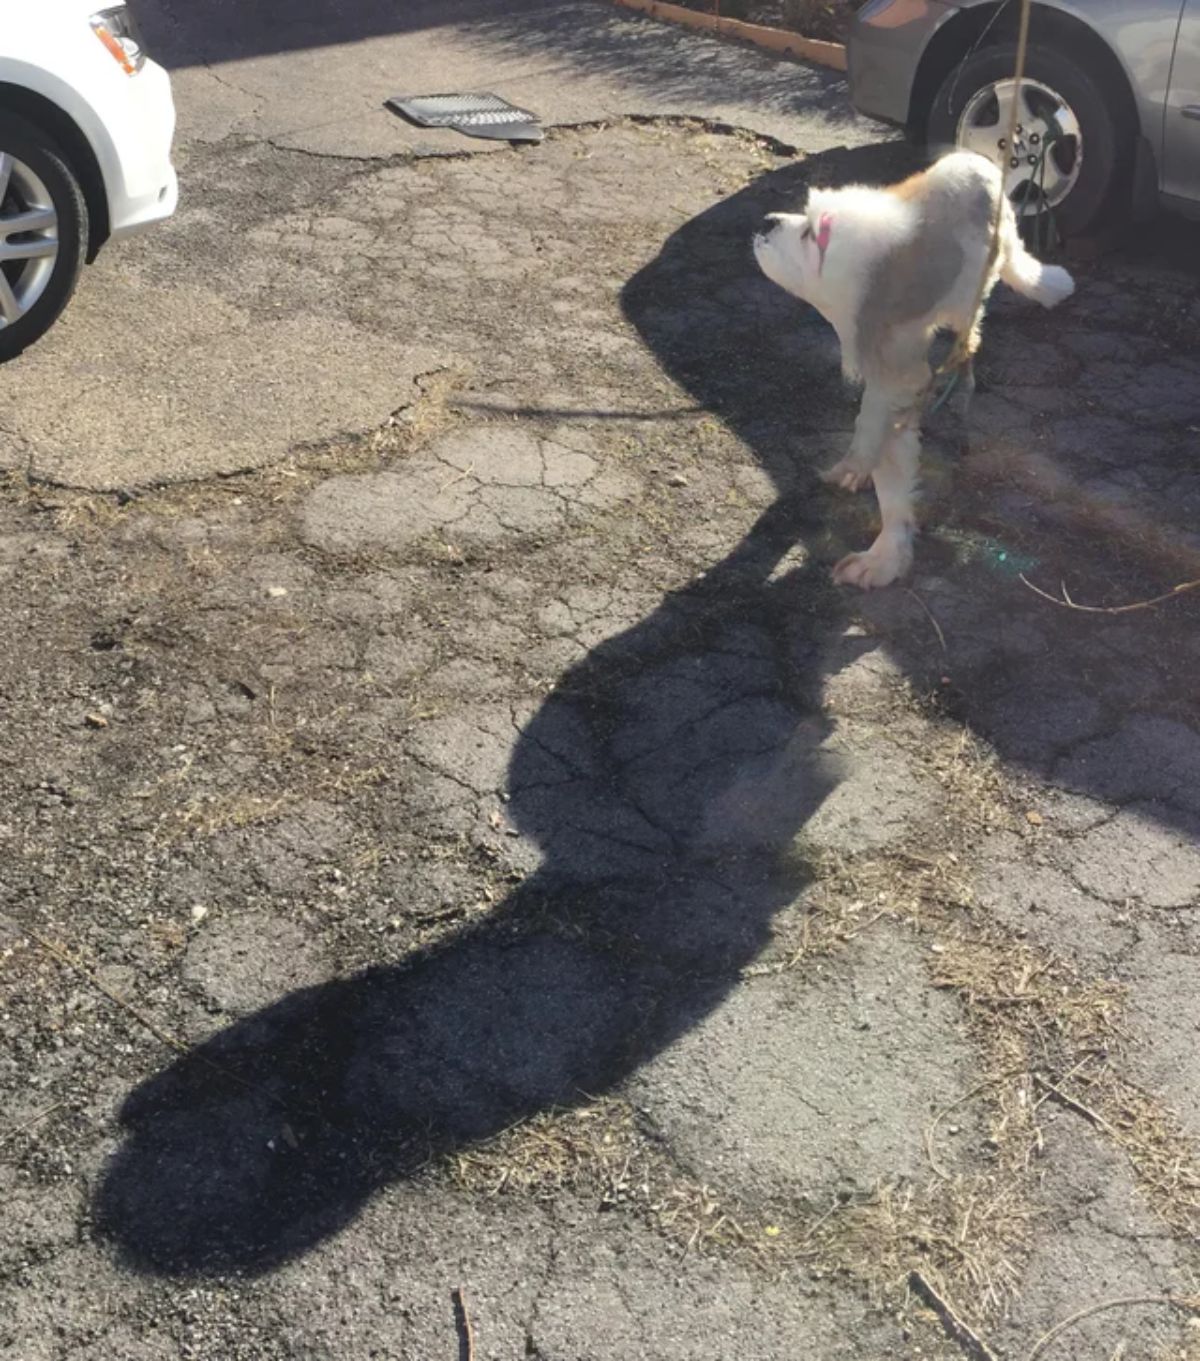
top-left (752, 222), bottom-right (776, 256)
top-left (754, 213), bottom-right (783, 244)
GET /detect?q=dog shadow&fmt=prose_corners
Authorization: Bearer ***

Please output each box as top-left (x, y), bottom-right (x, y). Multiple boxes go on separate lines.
top-left (95, 487), bottom-right (853, 1275)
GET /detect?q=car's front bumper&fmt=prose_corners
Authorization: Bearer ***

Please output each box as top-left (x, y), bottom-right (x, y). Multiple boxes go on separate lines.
top-left (103, 58), bottom-right (178, 238)
top-left (110, 162), bottom-right (178, 238)
top-left (847, 0), bottom-right (959, 128)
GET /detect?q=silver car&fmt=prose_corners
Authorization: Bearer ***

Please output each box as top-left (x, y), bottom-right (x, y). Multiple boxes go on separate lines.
top-left (848, 0), bottom-right (1200, 235)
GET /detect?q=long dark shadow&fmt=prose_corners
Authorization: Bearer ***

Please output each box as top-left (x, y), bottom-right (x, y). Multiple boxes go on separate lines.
top-left (135, 0), bottom-right (558, 67)
top-left (95, 486), bottom-right (849, 1274)
top-left (133, 0), bottom-right (855, 132)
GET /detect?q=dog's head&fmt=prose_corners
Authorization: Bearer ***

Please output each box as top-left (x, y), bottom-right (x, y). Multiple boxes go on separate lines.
top-left (752, 206), bottom-right (835, 304)
top-left (753, 184), bottom-right (913, 322)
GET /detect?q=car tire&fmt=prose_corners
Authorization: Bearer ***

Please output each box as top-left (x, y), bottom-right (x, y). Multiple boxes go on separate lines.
top-left (0, 111), bottom-right (89, 363)
top-left (927, 42), bottom-right (1129, 240)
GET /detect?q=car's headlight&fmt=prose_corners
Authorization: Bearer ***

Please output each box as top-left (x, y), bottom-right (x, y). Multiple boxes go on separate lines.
top-left (91, 6), bottom-right (147, 75)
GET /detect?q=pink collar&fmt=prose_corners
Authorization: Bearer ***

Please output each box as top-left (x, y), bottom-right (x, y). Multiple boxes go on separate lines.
top-left (815, 212), bottom-right (833, 272)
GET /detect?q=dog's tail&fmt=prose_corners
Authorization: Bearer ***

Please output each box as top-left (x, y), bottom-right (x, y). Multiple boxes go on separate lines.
top-left (998, 208), bottom-right (1075, 308)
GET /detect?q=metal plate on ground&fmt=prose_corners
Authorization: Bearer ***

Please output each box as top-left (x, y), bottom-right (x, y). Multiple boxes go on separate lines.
top-left (386, 93), bottom-right (544, 143)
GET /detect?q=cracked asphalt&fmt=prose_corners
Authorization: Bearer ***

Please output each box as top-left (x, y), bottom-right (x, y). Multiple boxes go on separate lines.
top-left (3, 2), bottom-right (1200, 1358)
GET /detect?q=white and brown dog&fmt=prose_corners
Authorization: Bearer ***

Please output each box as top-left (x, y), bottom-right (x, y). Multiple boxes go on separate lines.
top-left (753, 150), bottom-right (1074, 589)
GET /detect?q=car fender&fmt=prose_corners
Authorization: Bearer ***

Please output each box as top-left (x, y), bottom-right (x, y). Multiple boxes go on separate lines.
top-left (0, 58), bottom-right (117, 176)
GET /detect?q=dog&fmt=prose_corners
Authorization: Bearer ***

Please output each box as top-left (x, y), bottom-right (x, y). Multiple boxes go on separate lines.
top-left (753, 150), bottom-right (1075, 589)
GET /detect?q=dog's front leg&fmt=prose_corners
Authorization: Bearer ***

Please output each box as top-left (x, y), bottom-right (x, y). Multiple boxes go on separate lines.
top-left (821, 381), bottom-right (897, 492)
top-left (832, 410), bottom-right (920, 590)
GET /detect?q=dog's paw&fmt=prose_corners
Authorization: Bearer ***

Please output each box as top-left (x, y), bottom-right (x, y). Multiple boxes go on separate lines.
top-left (832, 544), bottom-right (910, 591)
top-left (820, 459), bottom-right (872, 493)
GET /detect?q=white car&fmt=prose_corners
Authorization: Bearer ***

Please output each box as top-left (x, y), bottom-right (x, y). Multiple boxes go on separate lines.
top-left (0, 1), bottom-right (177, 360)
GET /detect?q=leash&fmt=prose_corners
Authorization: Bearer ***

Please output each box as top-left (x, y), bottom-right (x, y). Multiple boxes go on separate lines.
top-left (934, 0), bottom-right (1034, 385)
top-left (926, 367), bottom-right (961, 414)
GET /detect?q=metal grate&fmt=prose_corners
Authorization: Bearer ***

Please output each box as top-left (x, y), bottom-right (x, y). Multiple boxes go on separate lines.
top-left (386, 93), bottom-right (543, 143)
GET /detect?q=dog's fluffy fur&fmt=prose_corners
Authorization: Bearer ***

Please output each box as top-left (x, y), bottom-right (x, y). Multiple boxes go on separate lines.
top-left (753, 150), bottom-right (1075, 589)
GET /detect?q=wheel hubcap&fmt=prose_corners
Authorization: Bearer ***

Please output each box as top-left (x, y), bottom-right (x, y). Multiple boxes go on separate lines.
top-left (956, 78), bottom-right (1083, 216)
top-left (0, 152), bottom-right (60, 329)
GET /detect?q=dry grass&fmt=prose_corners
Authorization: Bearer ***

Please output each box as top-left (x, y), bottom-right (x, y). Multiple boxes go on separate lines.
top-left (1072, 1070), bottom-right (1200, 1239)
top-left (449, 1097), bottom-right (795, 1260)
top-left (1150, 1336), bottom-right (1200, 1361)
top-left (151, 763), bottom-right (388, 846)
top-left (447, 1098), bottom-right (647, 1201)
top-left (448, 1088), bottom-right (1043, 1327)
top-left (823, 1177), bottom-right (1036, 1315)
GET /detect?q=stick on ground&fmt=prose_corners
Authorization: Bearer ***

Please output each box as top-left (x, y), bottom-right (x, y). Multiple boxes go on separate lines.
top-left (453, 1285), bottom-right (476, 1361)
top-left (905, 588), bottom-right (948, 655)
top-left (0, 1100), bottom-right (67, 1149)
top-left (909, 1270), bottom-right (1000, 1361)
top-left (1033, 1072), bottom-right (1119, 1139)
top-left (1026, 1293), bottom-right (1200, 1360)
top-left (1020, 573), bottom-right (1200, 616)
top-left (31, 931), bottom-right (256, 1093)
